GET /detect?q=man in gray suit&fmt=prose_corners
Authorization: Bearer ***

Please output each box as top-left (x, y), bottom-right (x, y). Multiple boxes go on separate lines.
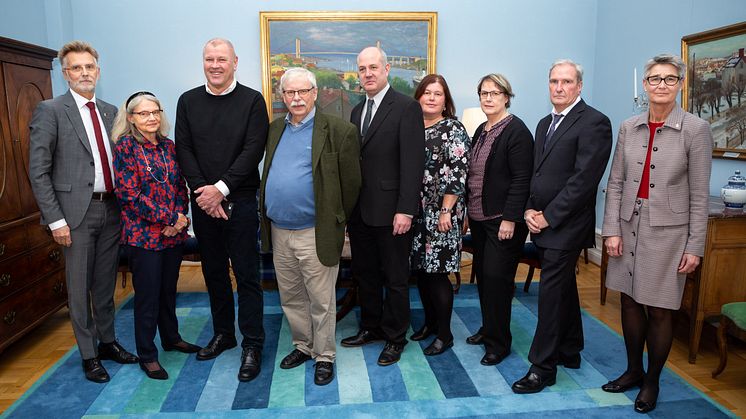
top-left (29, 40), bottom-right (137, 383)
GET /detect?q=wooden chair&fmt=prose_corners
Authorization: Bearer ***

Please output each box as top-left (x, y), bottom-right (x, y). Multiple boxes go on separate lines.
top-left (712, 302), bottom-right (746, 378)
top-left (117, 235), bottom-right (200, 287)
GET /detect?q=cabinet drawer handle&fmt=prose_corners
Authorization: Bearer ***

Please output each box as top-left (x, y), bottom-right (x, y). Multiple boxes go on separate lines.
top-left (49, 249), bottom-right (61, 262)
top-left (0, 273), bottom-right (9, 287)
top-left (53, 282), bottom-right (64, 294)
top-left (4, 310), bottom-right (16, 325)
top-left (0, 243), bottom-right (5, 256)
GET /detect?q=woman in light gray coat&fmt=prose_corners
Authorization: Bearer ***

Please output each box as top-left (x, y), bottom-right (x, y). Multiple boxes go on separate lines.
top-left (601, 54), bottom-right (712, 414)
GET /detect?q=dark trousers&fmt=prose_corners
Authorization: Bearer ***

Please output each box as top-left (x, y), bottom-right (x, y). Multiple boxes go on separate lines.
top-left (349, 214), bottom-right (413, 344)
top-left (192, 196), bottom-right (264, 349)
top-left (528, 246), bottom-right (584, 378)
top-left (470, 217), bottom-right (528, 356)
top-left (129, 244), bottom-right (183, 362)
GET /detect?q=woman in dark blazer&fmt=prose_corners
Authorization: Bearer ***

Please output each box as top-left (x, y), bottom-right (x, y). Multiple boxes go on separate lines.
top-left (601, 54), bottom-right (712, 413)
top-left (466, 74), bottom-right (533, 365)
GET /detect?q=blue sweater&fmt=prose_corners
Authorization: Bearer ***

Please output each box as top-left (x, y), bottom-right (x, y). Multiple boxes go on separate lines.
top-left (265, 110), bottom-right (316, 229)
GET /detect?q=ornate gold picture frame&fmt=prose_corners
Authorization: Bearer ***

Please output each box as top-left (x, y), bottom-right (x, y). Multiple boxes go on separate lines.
top-left (682, 21), bottom-right (746, 160)
top-left (259, 11), bottom-right (438, 121)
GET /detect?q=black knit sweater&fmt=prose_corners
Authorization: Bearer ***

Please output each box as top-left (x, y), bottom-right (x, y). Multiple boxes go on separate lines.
top-left (175, 83), bottom-right (269, 199)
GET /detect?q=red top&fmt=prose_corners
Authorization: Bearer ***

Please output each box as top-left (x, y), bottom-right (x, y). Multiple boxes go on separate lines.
top-left (637, 122), bottom-right (665, 199)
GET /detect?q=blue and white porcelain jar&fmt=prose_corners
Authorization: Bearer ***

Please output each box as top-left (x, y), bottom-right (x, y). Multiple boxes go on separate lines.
top-left (721, 170), bottom-right (746, 209)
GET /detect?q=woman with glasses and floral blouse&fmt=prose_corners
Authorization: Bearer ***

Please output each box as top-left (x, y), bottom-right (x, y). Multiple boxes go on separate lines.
top-left (465, 74), bottom-right (533, 366)
top-left (601, 54), bottom-right (712, 413)
top-left (112, 92), bottom-right (200, 380)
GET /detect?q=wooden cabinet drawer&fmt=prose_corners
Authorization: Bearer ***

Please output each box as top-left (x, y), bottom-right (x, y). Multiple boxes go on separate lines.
top-left (27, 242), bottom-right (64, 282)
top-left (0, 271), bottom-right (66, 344)
top-left (26, 222), bottom-right (53, 249)
top-left (0, 223), bottom-right (26, 263)
top-left (0, 253), bottom-right (30, 300)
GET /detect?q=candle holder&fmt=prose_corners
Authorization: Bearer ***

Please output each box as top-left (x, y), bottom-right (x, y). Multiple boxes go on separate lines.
top-left (633, 91), bottom-right (649, 114)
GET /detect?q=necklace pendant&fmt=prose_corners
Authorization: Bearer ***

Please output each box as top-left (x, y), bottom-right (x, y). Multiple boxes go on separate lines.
top-left (146, 166), bottom-right (152, 172)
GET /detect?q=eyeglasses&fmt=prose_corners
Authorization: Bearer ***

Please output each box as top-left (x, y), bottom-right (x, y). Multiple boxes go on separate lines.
top-left (282, 88), bottom-right (315, 98)
top-left (131, 110), bottom-right (163, 119)
top-left (646, 75), bottom-right (681, 86)
top-left (479, 90), bottom-right (504, 99)
top-left (64, 64), bottom-right (97, 74)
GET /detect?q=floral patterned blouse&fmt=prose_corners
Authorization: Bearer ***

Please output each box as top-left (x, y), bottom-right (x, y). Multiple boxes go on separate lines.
top-left (113, 135), bottom-right (189, 250)
top-left (410, 118), bottom-right (472, 273)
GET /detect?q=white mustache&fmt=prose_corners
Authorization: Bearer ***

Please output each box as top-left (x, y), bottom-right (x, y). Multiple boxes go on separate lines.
top-left (290, 100), bottom-right (306, 107)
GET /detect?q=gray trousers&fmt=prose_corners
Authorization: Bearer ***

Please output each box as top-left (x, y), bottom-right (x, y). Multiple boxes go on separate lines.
top-left (63, 199), bottom-right (121, 359)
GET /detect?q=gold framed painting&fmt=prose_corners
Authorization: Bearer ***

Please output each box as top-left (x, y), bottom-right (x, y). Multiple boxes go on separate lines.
top-left (259, 11), bottom-right (437, 121)
top-left (682, 21), bottom-right (746, 160)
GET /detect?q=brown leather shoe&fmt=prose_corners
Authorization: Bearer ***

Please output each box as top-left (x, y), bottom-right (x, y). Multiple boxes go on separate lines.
top-left (377, 342), bottom-right (406, 366)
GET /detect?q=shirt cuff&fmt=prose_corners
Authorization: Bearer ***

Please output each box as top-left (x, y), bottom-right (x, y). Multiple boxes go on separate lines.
top-left (48, 219), bottom-right (68, 230)
top-left (215, 181), bottom-right (230, 197)
top-left (402, 214), bottom-right (413, 219)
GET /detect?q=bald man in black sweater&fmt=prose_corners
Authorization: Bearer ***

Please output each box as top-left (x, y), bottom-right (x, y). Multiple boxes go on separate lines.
top-left (176, 38), bottom-right (268, 382)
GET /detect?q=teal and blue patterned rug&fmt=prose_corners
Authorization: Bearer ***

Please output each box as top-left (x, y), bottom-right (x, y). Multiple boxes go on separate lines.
top-left (1, 285), bottom-right (734, 418)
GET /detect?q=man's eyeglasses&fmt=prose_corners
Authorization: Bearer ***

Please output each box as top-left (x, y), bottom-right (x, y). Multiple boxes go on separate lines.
top-left (646, 75), bottom-right (681, 86)
top-left (131, 110), bottom-right (163, 119)
top-left (479, 90), bottom-right (504, 99)
top-left (64, 64), bottom-right (97, 74)
top-left (282, 88), bottom-right (315, 98)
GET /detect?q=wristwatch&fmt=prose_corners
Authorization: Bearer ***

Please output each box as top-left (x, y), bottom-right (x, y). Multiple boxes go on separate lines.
top-left (440, 207), bottom-right (452, 214)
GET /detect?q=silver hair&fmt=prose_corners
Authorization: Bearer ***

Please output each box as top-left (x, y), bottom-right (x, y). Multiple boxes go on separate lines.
top-left (203, 37), bottom-right (236, 57)
top-left (280, 67), bottom-right (317, 89)
top-left (550, 59), bottom-right (584, 82)
top-left (111, 93), bottom-right (171, 144)
top-left (357, 46), bottom-right (388, 67)
top-left (644, 54), bottom-right (686, 79)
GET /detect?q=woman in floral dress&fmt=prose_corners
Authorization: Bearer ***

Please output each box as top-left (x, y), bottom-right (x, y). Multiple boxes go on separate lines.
top-left (410, 74), bottom-right (471, 356)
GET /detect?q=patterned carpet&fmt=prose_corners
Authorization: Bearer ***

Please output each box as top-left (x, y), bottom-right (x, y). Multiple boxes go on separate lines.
top-left (1, 285), bottom-right (734, 418)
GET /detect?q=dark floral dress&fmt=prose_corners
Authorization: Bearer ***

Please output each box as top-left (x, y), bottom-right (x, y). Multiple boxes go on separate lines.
top-left (411, 118), bottom-right (471, 273)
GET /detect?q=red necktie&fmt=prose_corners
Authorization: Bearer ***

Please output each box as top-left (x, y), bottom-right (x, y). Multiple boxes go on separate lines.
top-left (85, 101), bottom-right (114, 192)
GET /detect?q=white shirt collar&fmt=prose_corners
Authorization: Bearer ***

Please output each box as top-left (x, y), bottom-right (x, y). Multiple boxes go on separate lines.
top-left (205, 78), bottom-right (237, 96)
top-left (552, 95), bottom-right (581, 116)
top-left (285, 106), bottom-right (316, 127)
top-left (366, 83), bottom-right (390, 106)
top-left (70, 89), bottom-right (97, 109)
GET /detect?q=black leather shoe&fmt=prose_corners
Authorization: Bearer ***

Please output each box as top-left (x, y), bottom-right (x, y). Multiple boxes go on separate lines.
top-left (633, 385), bottom-right (659, 414)
top-left (377, 342), bottom-right (406, 366)
top-left (162, 340), bottom-right (201, 354)
top-left (82, 358), bottom-right (110, 383)
top-left (314, 361), bottom-right (334, 386)
top-left (559, 354), bottom-right (582, 369)
top-left (341, 329), bottom-right (383, 347)
top-left (280, 349), bottom-right (311, 369)
top-left (465, 333), bottom-right (484, 345)
top-left (139, 361), bottom-right (168, 380)
top-left (238, 348), bottom-right (261, 382)
top-left (98, 341), bottom-right (138, 364)
top-left (196, 334), bottom-right (237, 361)
top-left (410, 325), bottom-right (437, 341)
top-left (511, 372), bottom-right (556, 394)
top-left (480, 352), bottom-right (507, 366)
top-left (601, 373), bottom-right (644, 393)
top-left (423, 338), bottom-right (453, 356)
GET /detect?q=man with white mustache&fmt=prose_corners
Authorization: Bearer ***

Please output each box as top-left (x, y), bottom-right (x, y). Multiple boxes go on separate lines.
top-left (175, 38), bottom-right (269, 382)
top-left (260, 67), bottom-right (361, 386)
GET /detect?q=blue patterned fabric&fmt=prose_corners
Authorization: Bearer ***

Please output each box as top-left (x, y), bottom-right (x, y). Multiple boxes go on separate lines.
top-left (2, 286), bottom-right (734, 418)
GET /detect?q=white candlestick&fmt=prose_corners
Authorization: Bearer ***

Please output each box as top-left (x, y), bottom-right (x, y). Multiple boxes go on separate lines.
top-left (634, 67), bottom-right (638, 99)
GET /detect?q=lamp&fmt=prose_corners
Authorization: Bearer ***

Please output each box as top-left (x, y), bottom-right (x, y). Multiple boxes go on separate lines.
top-left (461, 107), bottom-right (487, 137)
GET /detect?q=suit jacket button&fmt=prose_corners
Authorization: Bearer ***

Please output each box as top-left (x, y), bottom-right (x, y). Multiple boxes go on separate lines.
top-left (656, 129), bottom-right (662, 134)
top-left (653, 147), bottom-right (658, 151)
top-left (650, 164), bottom-right (655, 169)
top-left (650, 183), bottom-right (655, 188)
top-left (88, 182), bottom-right (93, 186)
top-left (90, 161), bottom-right (94, 166)
top-left (634, 211), bottom-right (639, 215)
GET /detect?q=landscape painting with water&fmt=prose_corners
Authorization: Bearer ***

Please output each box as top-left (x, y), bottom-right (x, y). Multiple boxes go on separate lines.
top-left (260, 12), bottom-right (437, 121)
top-left (683, 21), bottom-right (746, 159)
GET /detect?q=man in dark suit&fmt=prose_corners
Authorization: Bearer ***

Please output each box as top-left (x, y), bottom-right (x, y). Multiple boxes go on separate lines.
top-left (260, 67), bottom-right (360, 385)
top-left (512, 59), bottom-right (612, 394)
top-left (340, 46), bottom-right (425, 366)
top-left (29, 40), bottom-right (138, 383)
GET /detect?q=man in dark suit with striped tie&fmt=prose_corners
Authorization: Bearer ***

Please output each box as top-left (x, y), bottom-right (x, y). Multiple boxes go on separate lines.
top-left (512, 59), bottom-right (612, 394)
top-left (340, 46), bottom-right (425, 366)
